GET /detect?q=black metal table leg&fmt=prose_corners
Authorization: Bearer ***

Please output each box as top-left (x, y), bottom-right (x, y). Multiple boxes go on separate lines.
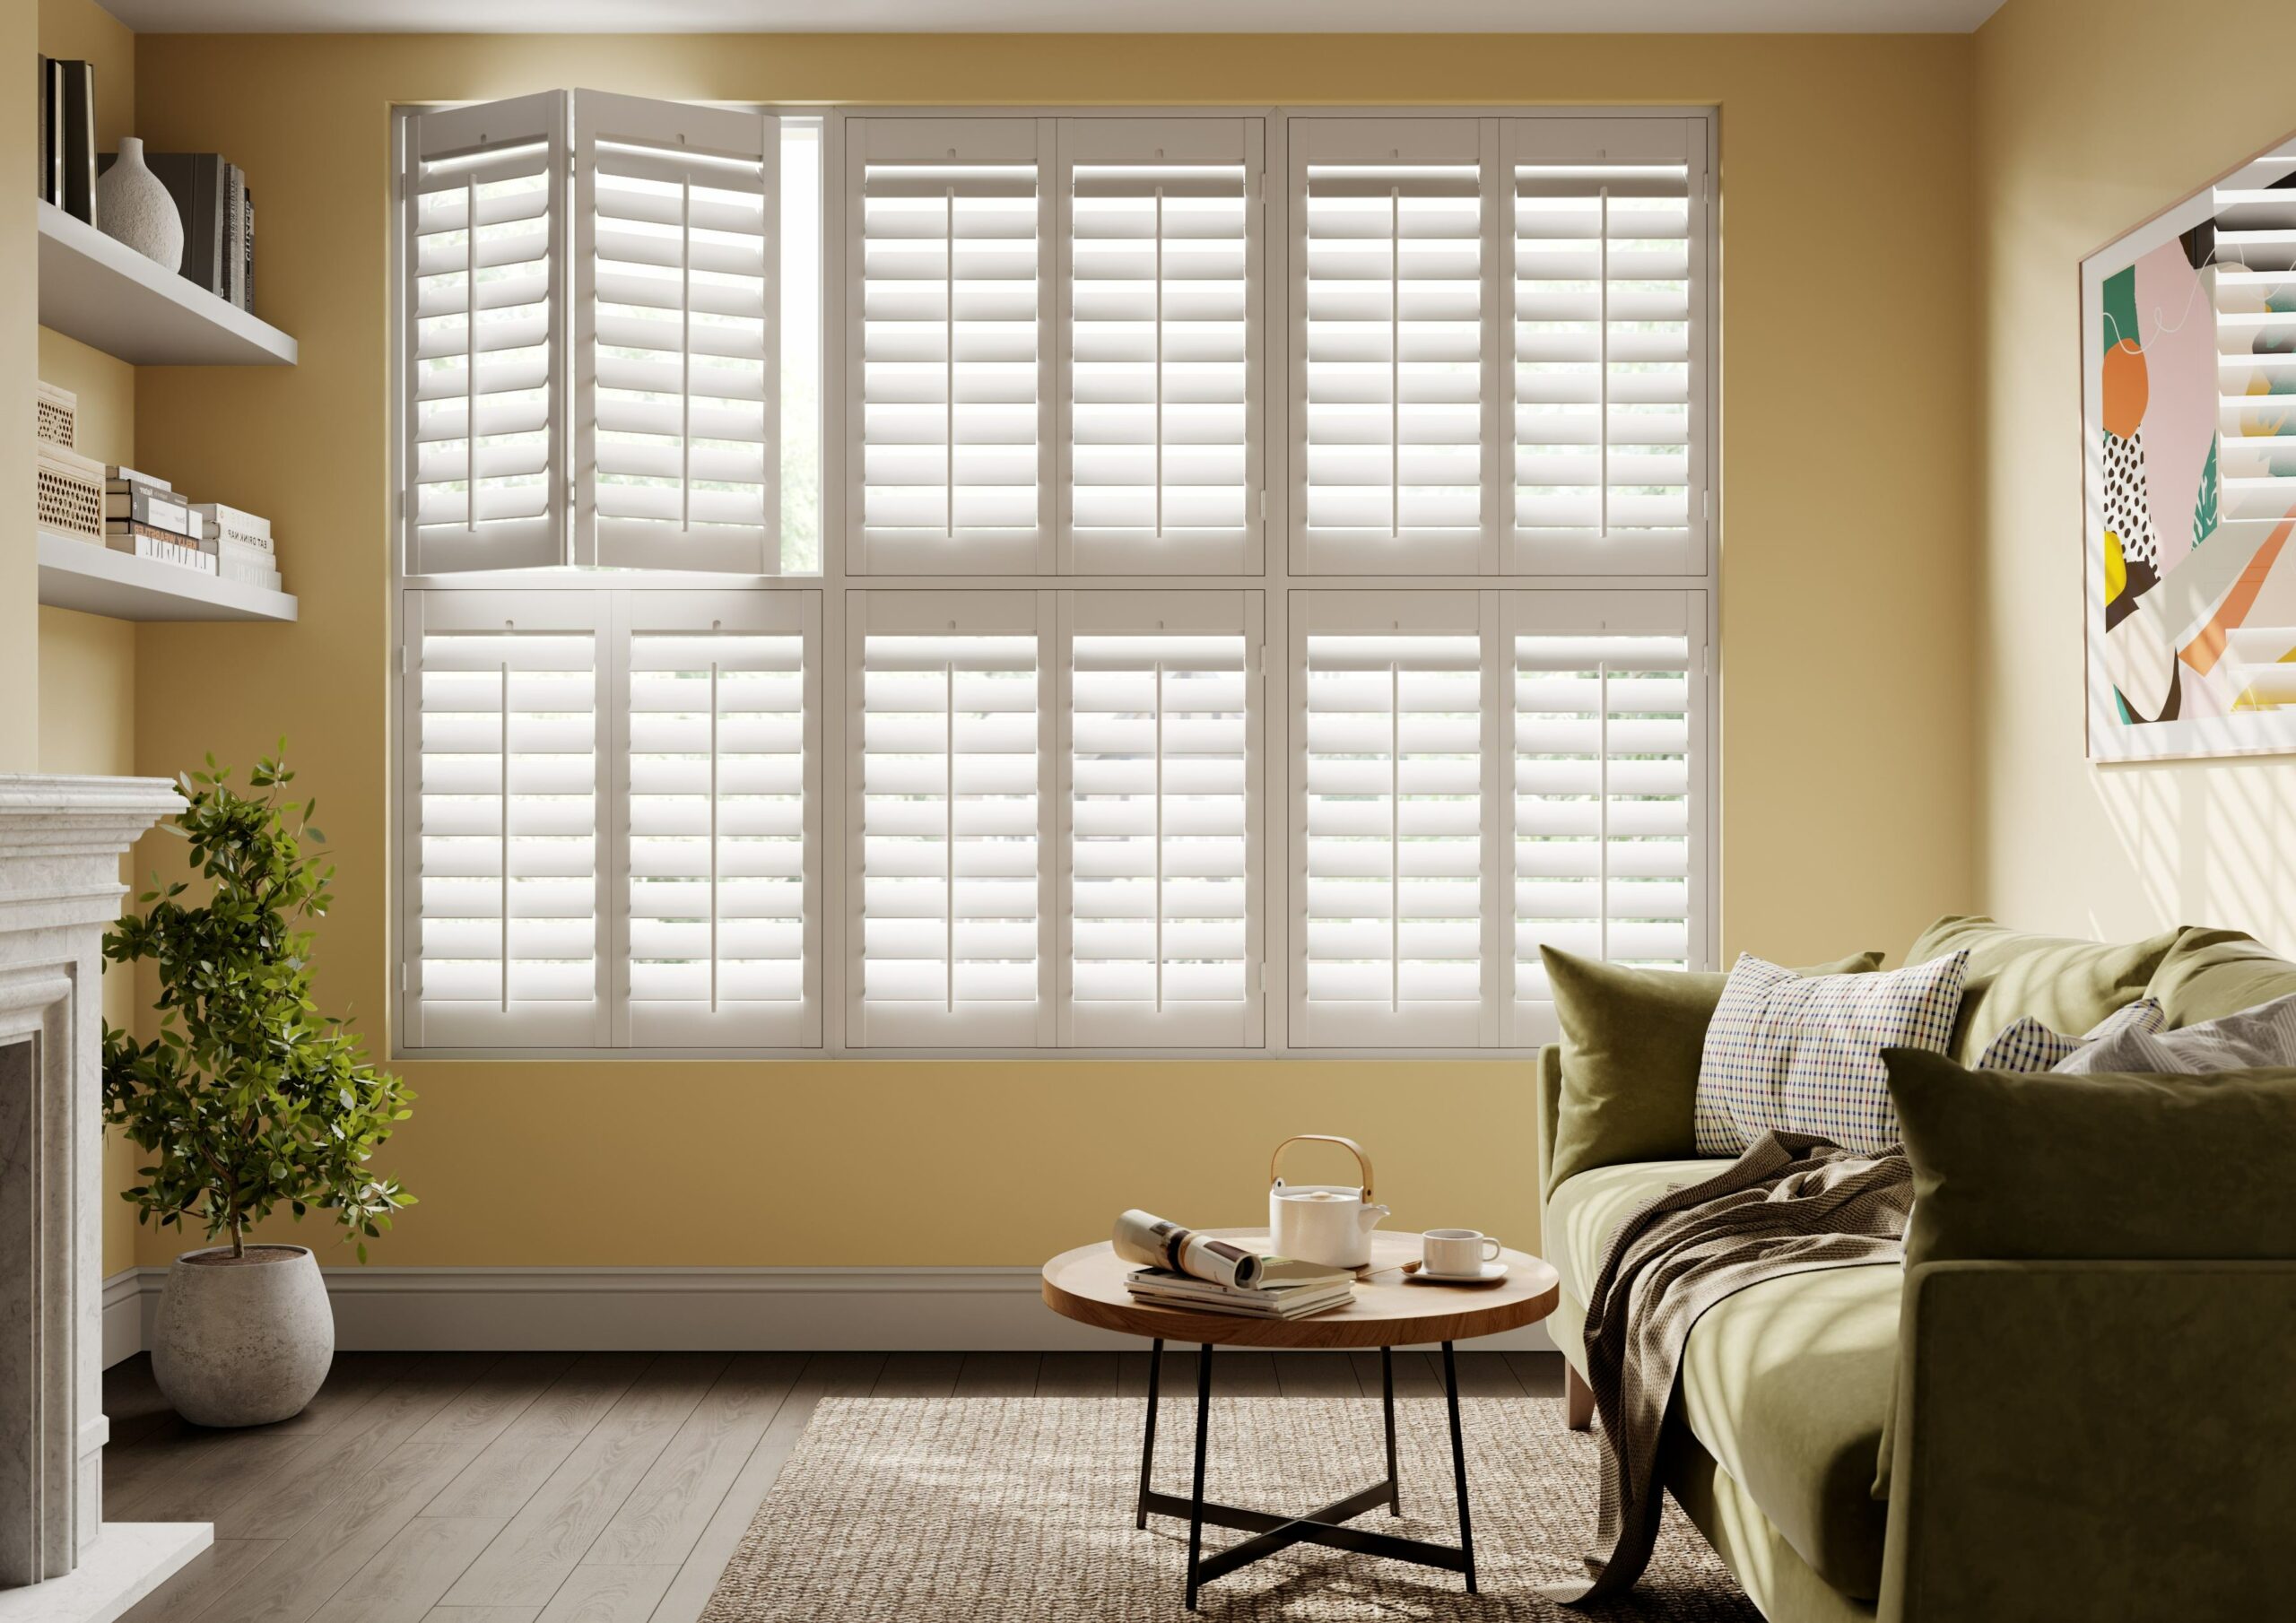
top-left (1137, 1336), bottom-right (1162, 1529)
top-left (1380, 1345), bottom-right (1400, 1515)
top-left (1442, 1340), bottom-right (1477, 1593)
top-left (1185, 1343), bottom-right (1213, 1611)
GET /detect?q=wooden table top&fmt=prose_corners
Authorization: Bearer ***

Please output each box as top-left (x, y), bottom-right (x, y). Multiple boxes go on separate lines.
top-left (1041, 1229), bottom-right (1561, 1350)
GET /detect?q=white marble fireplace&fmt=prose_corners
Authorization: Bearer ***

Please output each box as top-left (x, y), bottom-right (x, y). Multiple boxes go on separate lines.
top-left (0, 776), bottom-right (208, 1622)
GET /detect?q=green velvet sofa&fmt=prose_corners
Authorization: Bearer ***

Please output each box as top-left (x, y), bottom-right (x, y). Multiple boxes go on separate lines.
top-left (1535, 916), bottom-right (2296, 1623)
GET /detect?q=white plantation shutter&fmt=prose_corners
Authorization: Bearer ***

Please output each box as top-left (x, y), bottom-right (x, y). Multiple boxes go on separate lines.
top-left (1062, 591), bottom-right (1262, 1046)
top-left (2210, 150), bottom-right (2296, 527)
top-left (619, 593), bottom-right (819, 1047)
top-left (848, 119), bottom-right (1054, 575)
top-left (404, 93), bottom-right (570, 575)
top-left (1292, 120), bottom-right (1495, 576)
top-left (404, 592), bottom-right (607, 1047)
top-left (850, 592), bottom-right (1053, 1046)
top-left (575, 92), bottom-right (778, 573)
top-left (1062, 119), bottom-right (1262, 575)
top-left (1508, 119), bottom-right (1709, 574)
top-left (1292, 592), bottom-right (1498, 1048)
top-left (1506, 590), bottom-right (1709, 1043)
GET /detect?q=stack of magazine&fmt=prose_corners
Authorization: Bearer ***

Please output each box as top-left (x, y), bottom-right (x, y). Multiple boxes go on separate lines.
top-left (1112, 1210), bottom-right (1354, 1320)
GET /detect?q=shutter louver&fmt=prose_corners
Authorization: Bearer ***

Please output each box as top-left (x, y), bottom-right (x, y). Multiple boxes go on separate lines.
top-left (1509, 119), bottom-right (1707, 572)
top-left (622, 594), bottom-right (818, 1046)
top-left (1507, 591), bottom-right (1708, 1042)
top-left (851, 119), bottom-right (1052, 575)
top-left (852, 593), bottom-right (1050, 1046)
top-left (1064, 592), bottom-right (1261, 1046)
top-left (405, 593), bottom-right (606, 1047)
top-left (2210, 152), bottom-right (2296, 529)
top-left (405, 93), bottom-right (570, 575)
top-left (576, 92), bottom-right (777, 573)
top-left (1064, 119), bottom-right (1261, 574)
top-left (1294, 595), bottom-right (1492, 1047)
top-left (1296, 122), bottom-right (1490, 574)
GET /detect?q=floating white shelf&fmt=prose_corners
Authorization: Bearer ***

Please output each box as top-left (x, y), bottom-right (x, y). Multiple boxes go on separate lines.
top-left (36, 199), bottom-right (298, 367)
top-left (38, 532), bottom-right (297, 624)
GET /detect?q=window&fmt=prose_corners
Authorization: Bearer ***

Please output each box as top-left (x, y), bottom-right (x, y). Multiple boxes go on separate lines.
top-left (396, 104), bottom-right (1715, 1056)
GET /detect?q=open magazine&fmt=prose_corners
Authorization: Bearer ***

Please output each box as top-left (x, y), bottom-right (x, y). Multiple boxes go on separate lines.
top-left (1111, 1210), bottom-right (1351, 1290)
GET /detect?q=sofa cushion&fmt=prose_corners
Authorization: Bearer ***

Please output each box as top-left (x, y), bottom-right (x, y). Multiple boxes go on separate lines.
top-left (2148, 926), bottom-right (2296, 1028)
top-left (1904, 914), bottom-right (2179, 1064)
top-left (1545, 1159), bottom-right (1897, 1601)
top-left (1542, 946), bottom-right (1883, 1196)
top-left (1970, 995), bottom-right (2163, 1073)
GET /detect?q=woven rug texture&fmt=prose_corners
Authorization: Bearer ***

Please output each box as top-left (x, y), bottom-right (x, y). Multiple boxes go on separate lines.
top-left (700, 1393), bottom-right (1761, 1620)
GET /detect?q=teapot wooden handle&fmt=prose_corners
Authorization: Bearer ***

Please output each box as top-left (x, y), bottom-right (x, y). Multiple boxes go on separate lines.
top-left (1269, 1134), bottom-right (1372, 1201)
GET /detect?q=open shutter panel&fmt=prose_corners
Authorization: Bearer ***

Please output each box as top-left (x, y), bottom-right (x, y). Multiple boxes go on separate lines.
top-left (619, 593), bottom-right (819, 1047)
top-left (1509, 118), bottom-right (1708, 574)
top-left (405, 591), bottom-right (607, 1047)
top-left (1062, 591), bottom-right (1262, 1047)
top-left (2210, 151), bottom-right (2296, 533)
top-left (1506, 590), bottom-right (1708, 1043)
top-left (849, 119), bottom-right (1053, 575)
top-left (405, 92), bottom-right (570, 575)
top-left (1062, 119), bottom-right (1262, 575)
top-left (851, 591), bottom-right (1052, 1046)
top-left (1292, 592), bottom-right (1494, 1048)
top-left (574, 92), bottom-right (778, 574)
top-left (1294, 121), bottom-right (1492, 576)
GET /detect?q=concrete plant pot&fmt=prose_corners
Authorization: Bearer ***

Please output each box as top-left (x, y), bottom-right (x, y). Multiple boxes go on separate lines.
top-left (151, 1244), bottom-right (334, 1428)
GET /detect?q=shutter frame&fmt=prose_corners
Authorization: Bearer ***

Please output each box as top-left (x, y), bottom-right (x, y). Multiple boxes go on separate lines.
top-left (404, 91), bottom-right (572, 576)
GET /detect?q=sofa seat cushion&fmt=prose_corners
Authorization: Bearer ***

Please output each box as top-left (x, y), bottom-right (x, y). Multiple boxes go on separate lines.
top-left (1546, 1159), bottom-right (1899, 1601)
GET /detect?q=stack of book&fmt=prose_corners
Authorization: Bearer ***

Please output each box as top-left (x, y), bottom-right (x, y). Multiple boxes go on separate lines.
top-left (1126, 1267), bottom-right (1356, 1320)
top-left (38, 58), bottom-right (99, 226)
top-left (102, 471), bottom-right (283, 591)
top-left (193, 502), bottom-right (281, 590)
top-left (95, 150), bottom-right (256, 312)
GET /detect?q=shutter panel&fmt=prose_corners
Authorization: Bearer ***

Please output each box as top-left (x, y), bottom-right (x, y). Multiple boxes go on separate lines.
top-left (2211, 149), bottom-right (2296, 529)
top-left (848, 118), bottom-right (1053, 575)
top-left (850, 591), bottom-right (1052, 1046)
top-left (575, 92), bottom-right (778, 573)
top-left (1061, 591), bottom-right (1262, 1046)
top-left (404, 591), bottom-right (606, 1047)
top-left (1506, 590), bottom-right (1709, 1044)
top-left (1061, 118), bottom-right (1262, 575)
top-left (619, 592), bottom-right (819, 1047)
top-left (404, 93), bottom-right (570, 575)
top-left (1508, 118), bottom-right (1708, 573)
top-left (1292, 592), bottom-right (1496, 1048)
top-left (1292, 120), bottom-right (1493, 576)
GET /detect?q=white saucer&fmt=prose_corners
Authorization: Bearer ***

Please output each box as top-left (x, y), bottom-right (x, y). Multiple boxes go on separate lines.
top-left (1406, 1261), bottom-right (1509, 1287)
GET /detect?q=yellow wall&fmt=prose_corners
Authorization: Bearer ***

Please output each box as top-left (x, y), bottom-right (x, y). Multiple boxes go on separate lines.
top-left (123, 31), bottom-right (1978, 1268)
top-left (36, 0), bottom-right (142, 1276)
top-left (1971, 1), bottom-right (2296, 947)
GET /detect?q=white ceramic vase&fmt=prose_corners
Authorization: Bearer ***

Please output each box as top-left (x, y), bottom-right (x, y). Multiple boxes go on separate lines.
top-left (95, 137), bottom-right (184, 273)
top-left (150, 1244), bottom-right (335, 1428)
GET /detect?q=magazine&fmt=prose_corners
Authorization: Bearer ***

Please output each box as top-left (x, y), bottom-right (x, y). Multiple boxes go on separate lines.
top-left (1111, 1210), bottom-right (1349, 1291)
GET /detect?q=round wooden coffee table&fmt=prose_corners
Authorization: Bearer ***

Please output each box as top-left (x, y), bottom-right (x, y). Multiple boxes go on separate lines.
top-left (1042, 1229), bottom-right (1559, 1610)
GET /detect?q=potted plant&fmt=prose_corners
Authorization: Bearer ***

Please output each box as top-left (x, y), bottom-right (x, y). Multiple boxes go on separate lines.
top-left (102, 751), bottom-right (413, 1428)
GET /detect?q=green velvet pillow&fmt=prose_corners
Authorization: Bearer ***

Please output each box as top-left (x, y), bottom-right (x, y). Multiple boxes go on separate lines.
top-left (1904, 915), bottom-right (2180, 1065)
top-left (1873, 1046), bottom-right (2296, 1497)
top-left (2147, 926), bottom-right (2296, 1028)
top-left (1541, 946), bottom-right (1883, 1198)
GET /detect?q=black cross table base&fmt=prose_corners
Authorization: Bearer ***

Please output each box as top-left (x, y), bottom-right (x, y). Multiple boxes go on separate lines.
top-left (1134, 1337), bottom-right (1479, 1610)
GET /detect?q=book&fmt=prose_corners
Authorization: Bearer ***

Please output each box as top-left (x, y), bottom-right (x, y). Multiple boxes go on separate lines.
top-left (142, 152), bottom-right (226, 298)
top-left (215, 534), bottom-right (274, 569)
top-left (57, 60), bottom-right (96, 227)
top-left (218, 556), bottom-right (283, 591)
top-left (103, 488), bottom-right (196, 535)
top-left (39, 58), bottom-right (62, 206)
top-left (243, 187), bottom-right (255, 314)
top-left (107, 527), bottom-right (217, 574)
top-left (189, 500), bottom-right (270, 542)
top-left (104, 464), bottom-right (170, 490)
top-left (1125, 1269), bottom-right (1356, 1320)
top-left (224, 164), bottom-right (244, 309)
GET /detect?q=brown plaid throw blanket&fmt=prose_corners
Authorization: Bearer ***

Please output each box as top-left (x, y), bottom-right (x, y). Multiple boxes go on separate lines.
top-left (1547, 1132), bottom-right (1913, 1605)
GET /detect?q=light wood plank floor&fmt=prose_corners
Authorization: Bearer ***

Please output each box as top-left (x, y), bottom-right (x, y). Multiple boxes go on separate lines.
top-left (108, 1348), bottom-right (1563, 1623)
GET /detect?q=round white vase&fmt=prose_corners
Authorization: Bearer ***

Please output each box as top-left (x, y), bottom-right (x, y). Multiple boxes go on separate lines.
top-left (151, 1245), bottom-right (335, 1428)
top-left (95, 137), bottom-right (184, 273)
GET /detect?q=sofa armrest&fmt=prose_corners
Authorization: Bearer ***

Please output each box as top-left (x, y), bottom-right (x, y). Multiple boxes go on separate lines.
top-left (1880, 1258), bottom-right (2296, 1623)
top-left (1535, 1043), bottom-right (1563, 1203)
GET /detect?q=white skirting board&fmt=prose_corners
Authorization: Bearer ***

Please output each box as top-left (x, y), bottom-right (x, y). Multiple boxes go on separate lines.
top-left (101, 1265), bottom-right (1553, 1359)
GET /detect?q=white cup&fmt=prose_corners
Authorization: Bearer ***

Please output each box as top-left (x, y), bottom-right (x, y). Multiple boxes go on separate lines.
top-left (1422, 1228), bottom-right (1502, 1279)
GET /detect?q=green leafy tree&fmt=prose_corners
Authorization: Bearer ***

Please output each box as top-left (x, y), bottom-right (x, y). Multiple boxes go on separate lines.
top-left (101, 750), bottom-right (414, 1261)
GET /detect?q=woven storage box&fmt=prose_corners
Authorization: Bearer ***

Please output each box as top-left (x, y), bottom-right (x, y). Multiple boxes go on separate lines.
top-left (36, 381), bottom-right (77, 450)
top-left (37, 442), bottom-right (105, 544)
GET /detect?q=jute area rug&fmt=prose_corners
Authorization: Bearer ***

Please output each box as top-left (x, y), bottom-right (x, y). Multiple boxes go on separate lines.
top-left (700, 1394), bottom-right (1760, 1620)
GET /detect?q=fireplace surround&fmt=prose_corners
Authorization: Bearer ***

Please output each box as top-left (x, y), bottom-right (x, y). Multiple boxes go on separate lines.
top-left (0, 775), bottom-right (209, 1621)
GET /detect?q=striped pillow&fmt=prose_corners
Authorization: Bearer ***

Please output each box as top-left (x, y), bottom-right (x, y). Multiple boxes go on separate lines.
top-left (2056, 989), bottom-right (2296, 1074)
top-left (1973, 997), bottom-right (2165, 1073)
top-left (1694, 950), bottom-right (1969, 1156)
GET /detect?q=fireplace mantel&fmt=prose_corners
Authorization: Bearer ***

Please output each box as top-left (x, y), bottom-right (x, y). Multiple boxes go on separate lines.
top-left (0, 774), bottom-right (209, 1622)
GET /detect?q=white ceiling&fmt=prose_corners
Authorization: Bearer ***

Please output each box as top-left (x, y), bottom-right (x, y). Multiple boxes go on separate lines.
top-left (100, 1), bottom-right (2011, 36)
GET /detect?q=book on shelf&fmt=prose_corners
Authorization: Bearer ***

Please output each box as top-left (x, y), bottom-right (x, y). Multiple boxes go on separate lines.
top-left (104, 464), bottom-right (170, 492)
top-left (218, 557), bottom-right (283, 592)
top-left (215, 534), bottom-right (274, 571)
top-left (103, 488), bottom-right (197, 536)
top-left (189, 501), bottom-right (272, 548)
top-left (106, 526), bottom-right (217, 575)
top-left (127, 152), bottom-right (230, 299)
top-left (38, 58), bottom-right (64, 208)
top-left (1124, 1269), bottom-right (1357, 1320)
top-left (243, 187), bottom-right (256, 313)
top-left (51, 60), bottom-right (95, 226)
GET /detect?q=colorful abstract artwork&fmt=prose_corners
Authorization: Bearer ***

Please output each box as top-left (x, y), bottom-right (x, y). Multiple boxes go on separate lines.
top-left (2084, 135), bottom-right (2296, 760)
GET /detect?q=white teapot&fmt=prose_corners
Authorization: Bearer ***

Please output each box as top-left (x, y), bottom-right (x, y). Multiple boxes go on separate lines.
top-left (1267, 1134), bottom-right (1390, 1271)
